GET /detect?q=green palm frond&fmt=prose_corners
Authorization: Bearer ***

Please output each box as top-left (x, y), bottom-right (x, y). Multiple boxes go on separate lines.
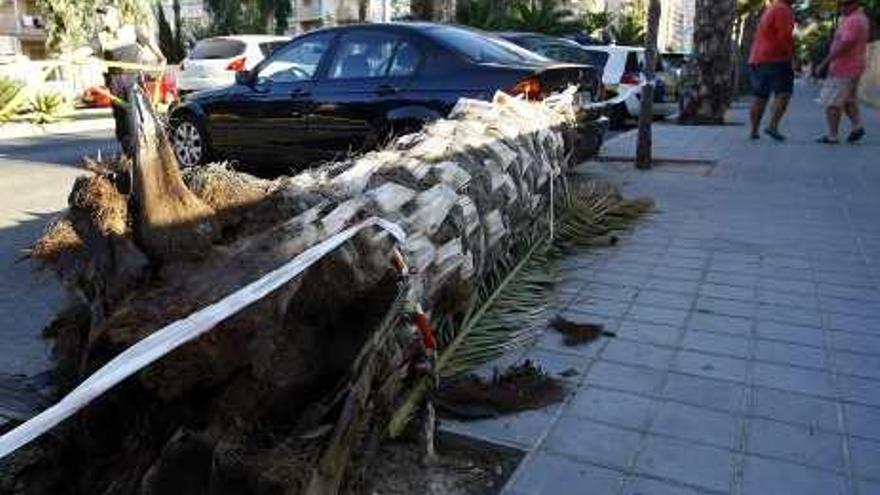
top-left (387, 178), bottom-right (652, 438)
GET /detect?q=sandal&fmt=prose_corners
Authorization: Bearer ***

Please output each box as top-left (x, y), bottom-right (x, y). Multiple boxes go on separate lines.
top-left (847, 128), bottom-right (866, 143)
top-left (764, 128), bottom-right (786, 141)
top-left (816, 136), bottom-right (840, 144)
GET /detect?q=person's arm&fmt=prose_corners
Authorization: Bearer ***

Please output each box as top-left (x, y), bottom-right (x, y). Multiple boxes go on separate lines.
top-left (819, 21), bottom-right (856, 69)
top-left (136, 25), bottom-right (166, 64)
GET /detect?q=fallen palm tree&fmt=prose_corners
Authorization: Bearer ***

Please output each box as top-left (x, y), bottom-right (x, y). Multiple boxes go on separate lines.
top-left (3, 87), bottom-right (651, 494)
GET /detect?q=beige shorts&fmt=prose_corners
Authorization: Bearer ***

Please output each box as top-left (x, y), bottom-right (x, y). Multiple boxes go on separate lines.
top-left (819, 77), bottom-right (860, 108)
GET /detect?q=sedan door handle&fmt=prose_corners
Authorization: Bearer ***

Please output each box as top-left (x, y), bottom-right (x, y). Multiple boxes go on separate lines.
top-left (290, 89), bottom-right (311, 98)
top-left (375, 84), bottom-right (399, 96)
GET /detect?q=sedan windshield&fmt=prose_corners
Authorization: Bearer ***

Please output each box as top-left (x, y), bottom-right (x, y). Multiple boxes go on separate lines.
top-left (424, 26), bottom-right (549, 64)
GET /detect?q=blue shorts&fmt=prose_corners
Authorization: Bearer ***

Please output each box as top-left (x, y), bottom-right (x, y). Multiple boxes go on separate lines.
top-left (750, 62), bottom-right (794, 98)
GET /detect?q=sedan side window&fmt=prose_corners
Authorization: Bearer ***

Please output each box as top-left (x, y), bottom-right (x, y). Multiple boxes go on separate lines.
top-left (388, 42), bottom-right (421, 77)
top-left (327, 32), bottom-right (398, 80)
top-left (258, 34), bottom-right (332, 83)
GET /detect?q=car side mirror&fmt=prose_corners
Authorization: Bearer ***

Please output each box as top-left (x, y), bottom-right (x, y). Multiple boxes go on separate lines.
top-left (235, 70), bottom-right (252, 85)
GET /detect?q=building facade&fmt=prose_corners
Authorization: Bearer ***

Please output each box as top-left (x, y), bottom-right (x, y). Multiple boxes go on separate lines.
top-left (0, 0), bottom-right (47, 59)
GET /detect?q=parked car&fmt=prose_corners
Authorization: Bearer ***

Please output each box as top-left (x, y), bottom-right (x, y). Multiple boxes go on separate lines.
top-left (497, 32), bottom-right (610, 74)
top-left (574, 45), bottom-right (678, 126)
top-left (169, 23), bottom-right (603, 170)
top-left (177, 35), bottom-right (290, 94)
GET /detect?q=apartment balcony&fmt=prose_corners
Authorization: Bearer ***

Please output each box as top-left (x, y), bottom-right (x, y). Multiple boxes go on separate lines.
top-left (295, 0), bottom-right (324, 21)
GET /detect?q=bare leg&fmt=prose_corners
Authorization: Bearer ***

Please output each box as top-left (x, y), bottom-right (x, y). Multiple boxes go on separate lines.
top-left (768, 93), bottom-right (791, 133)
top-left (826, 106), bottom-right (843, 141)
top-left (844, 100), bottom-right (863, 130)
top-left (750, 97), bottom-right (768, 138)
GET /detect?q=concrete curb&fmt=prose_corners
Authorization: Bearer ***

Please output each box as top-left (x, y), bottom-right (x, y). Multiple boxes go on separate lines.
top-left (0, 116), bottom-right (114, 141)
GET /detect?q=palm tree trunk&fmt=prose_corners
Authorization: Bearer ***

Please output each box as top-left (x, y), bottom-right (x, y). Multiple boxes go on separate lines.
top-left (636, 0), bottom-right (661, 169)
top-left (679, 0), bottom-right (736, 124)
top-left (24, 88), bottom-right (589, 494)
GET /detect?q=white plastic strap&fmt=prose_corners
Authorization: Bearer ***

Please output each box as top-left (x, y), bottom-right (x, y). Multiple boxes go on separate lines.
top-left (0, 217), bottom-right (406, 459)
top-left (580, 81), bottom-right (651, 110)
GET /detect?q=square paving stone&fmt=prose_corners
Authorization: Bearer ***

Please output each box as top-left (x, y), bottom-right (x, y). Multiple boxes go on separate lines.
top-left (680, 330), bottom-right (750, 359)
top-left (602, 339), bottom-right (677, 370)
top-left (705, 272), bottom-right (758, 289)
top-left (845, 403), bottom-right (880, 441)
top-left (756, 321), bottom-right (825, 347)
top-left (828, 313), bottom-right (880, 334)
top-left (564, 298), bottom-right (632, 319)
top-left (649, 401), bottom-right (739, 449)
top-left (645, 277), bottom-right (701, 295)
top-left (661, 372), bottom-right (745, 414)
top-left (752, 387), bottom-right (840, 433)
top-left (584, 361), bottom-right (666, 396)
top-left (634, 435), bottom-right (734, 493)
top-left (542, 415), bottom-right (643, 470)
top-left (740, 455), bottom-right (847, 495)
top-left (858, 479), bottom-right (880, 495)
top-left (689, 313), bottom-right (753, 337)
top-left (757, 305), bottom-right (823, 328)
top-left (753, 362), bottom-right (835, 398)
top-left (849, 437), bottom-right (880, 480)
top-left (754, 340), bottom-right (828, 370)
top-left (617, 320), bottom-right (682, 347)
top-left (627, 304), bottom-right (690, 327)
top-left (583, 282), bottom-right (640, 303)
top-left (622, 476), bottom-right (709, 495)
top-left (567, 386), bottom-right (656, 430)
top-left (821, 297), bottom-right (880, 319)
top-left (746, 418), bottom-right (845, 471)
top-left (695, 297), bottom-right (756, 319)
top-left (634, 290), bottom-right (695, 310)
top-left (700, 282), bottom-right (757, 301)
top-left (838, 375), bottom-right (880, 407)
top-left (833, 351), bottom-right (880, 380)
top-left (652, 266), bottom-right (705, 282)
top-left (759, 278), bottom-right (816, 295)
top-left (661, 256), bottom-right (707, 270)
top-left (674, 350), bottom-right (748, 383)
top-left (757, 289), bottom-right (818, 310)
top-left (828, 331), bottom-right (880, 355)
top-left (506, 450), bottom-right (625, 495)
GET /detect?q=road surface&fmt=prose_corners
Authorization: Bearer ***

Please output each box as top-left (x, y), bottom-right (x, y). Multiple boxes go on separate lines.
top-left (0, 131), bottom-right (117, 378)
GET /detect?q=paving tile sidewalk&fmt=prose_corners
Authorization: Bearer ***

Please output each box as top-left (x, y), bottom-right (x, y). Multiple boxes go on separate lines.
top-left (444, 82), bottom-right (880, 495)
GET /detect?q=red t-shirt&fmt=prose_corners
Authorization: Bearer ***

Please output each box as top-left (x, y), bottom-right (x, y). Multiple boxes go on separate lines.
top-left (749, 1), bottom-right (795, 65)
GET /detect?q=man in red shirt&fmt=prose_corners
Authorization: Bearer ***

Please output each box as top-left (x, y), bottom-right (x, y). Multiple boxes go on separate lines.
top-left (748, 0), bottom-right (796, 141)
top-left (816, 0), bottom-right (870, 144)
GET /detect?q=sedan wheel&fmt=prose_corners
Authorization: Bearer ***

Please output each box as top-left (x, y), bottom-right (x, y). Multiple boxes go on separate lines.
top-left (173, 119), bottom-right (205, 168)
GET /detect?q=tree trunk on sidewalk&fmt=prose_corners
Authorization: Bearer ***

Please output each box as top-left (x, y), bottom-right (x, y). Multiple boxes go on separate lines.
top-left (410, 0), bottom-right (456, 21)
top-left (635, 0), bottom-right (661, 169)
top-left (678, 0), bottom-right (736, 124)
top-left (19, 87), bottom-right (592, 495)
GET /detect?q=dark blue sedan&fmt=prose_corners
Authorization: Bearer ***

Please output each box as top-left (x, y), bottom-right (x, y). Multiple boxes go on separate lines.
top-left (169, 22), bottom-right (602, 170)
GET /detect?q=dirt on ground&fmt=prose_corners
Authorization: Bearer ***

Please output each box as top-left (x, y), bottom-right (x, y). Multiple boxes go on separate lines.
top-left (356, 436), bottom-right (521, 495)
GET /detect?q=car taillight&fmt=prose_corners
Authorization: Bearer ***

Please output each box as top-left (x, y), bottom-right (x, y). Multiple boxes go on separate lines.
top-left (508, 76), bottom-right (544, 101)
top-left (226, 57), bottom-right (246, 72)
top-left (620, 72), bottom-right (640, 85)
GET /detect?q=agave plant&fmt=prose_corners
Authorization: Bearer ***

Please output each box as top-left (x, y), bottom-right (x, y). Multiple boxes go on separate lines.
top-left (29, 91), bottom-right (72, 124)
top-left (0, 77), bottom-right (26, 123)
top-left (388, 178), bottom-right (653, 437)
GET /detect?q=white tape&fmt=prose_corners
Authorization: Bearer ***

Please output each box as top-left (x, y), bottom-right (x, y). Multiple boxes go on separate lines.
top-left (580, 81), bottom-right (651, 111)
top-left (0, 217), bottom-right (406, 459)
